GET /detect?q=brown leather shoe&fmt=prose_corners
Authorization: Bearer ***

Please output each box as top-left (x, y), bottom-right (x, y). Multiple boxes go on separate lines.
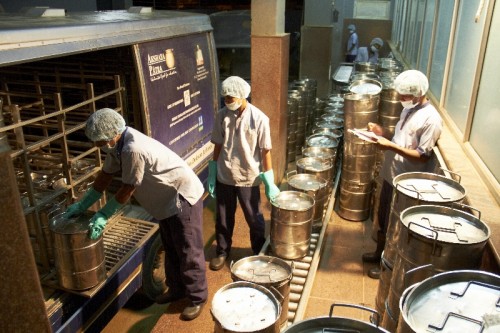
top-left (209, 255), bottom-right (227, 271)
top-left (181, 302), bottom-right (205, 321)
top-left (362, 251), bottom-right (381, 263)
top-left (155, 291), bottom-right (185, 304)
top-left (367, 267), bottom-right (381, 279)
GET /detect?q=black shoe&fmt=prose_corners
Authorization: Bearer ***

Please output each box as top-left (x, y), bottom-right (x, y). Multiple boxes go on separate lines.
top-left (362, 251), bottom-right (381, 263)
top-left (209, 255), bottom-right (227, 271)
top-left (368, 267), bottom-right (381, 279)
top-left (155, 291), bottom-right (185, 304)
top-left (181, 302), bottom-right (205, 321)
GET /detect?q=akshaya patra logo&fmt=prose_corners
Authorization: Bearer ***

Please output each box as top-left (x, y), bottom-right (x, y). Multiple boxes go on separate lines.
top-left (147, 49), bottom-right (176, 81)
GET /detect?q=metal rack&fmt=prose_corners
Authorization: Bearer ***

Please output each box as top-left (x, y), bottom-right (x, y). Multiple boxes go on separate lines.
top-left (0, 60), bottom-right (126, 277)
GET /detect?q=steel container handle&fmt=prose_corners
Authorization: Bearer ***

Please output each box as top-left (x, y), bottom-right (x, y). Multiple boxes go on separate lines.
top-left (329, 303), bottom-right (380, 327)
top-left (286, 170), bottom-right (297, 180)
top-left (403, 264), bottom-right (434, 290)
top-left (395, 183), bottom-right (423, 203)
top-left (451, 202), bottom-right (481, 220)
top-left (408, 221), bottom-right (439, 255)
top-left (440, 167), bottom-right (462, 183)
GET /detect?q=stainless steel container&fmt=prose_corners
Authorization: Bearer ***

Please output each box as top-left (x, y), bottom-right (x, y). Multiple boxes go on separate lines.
top-left (296, 156), bottom-right (334, 190)
top-left (211, 281), bottom-right (281, 333)
top-left (283, 303), bottom-right (390, 333)
top-left (384, 172), bottom-right (467, 268)
top-left (230, 255), bottom-right (292, 327)
top-left (270, 191), bottom-right (315, 259)
top-left (385, 204), bottom-right (490, 329)
top-left (398, 270), bottom-right (500, 333)
top-left (50, 211), bottom-right (106, 290)
top-left (287, 172), bottom-right (329, 231)
top-left (348, 78), bottom-right (382, 95)
top-left (338, 178), bottom-right (373, 221)
top-left (375, 252), bottom-right (393, 319)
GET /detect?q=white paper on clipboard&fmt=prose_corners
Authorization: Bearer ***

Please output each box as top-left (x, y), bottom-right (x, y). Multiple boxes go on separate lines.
top-left (347, 128), bottom-right (379, 143)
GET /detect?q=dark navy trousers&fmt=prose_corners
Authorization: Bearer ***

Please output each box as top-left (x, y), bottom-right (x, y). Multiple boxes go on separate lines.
top-left (158, 195), bottom-right (208, 305)
top-left (215, 181), bottom-right (266, 256)
top-left (378, 180), bottom-right (394, 233)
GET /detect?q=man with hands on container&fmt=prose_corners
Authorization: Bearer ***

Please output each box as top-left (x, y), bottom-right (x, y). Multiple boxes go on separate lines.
top-left (63, 108), bottom-right (208, 320)
top-left (207, 76), bottom-right (280, 271)
top-left (362, 70), bottom-right (443, 279)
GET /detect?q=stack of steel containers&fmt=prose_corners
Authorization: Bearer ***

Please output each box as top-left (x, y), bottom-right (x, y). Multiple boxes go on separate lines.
top-left (338, 79), bottom-right (381, 221)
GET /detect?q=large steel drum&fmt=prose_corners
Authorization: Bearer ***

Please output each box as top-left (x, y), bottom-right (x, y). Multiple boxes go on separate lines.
top-left (270, 191), bottom-right (315, 259)
top-left (398, 270), bottom-right (500, 333)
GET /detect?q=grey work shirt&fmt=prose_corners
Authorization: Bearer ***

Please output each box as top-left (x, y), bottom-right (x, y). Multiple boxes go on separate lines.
top-left (211, 103), bottom-right (272, 186)
top-left (380, 101), bottom-right (443, 183)
top-left (102, 127), bottom-right (204, 220)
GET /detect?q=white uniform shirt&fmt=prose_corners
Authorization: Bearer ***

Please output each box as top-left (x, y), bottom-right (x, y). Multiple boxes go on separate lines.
top-left (102, 127), bottom-right (204, 220)
top-left (347, 32), bottom-right (359, 56)
top-left (355, 47), bottom-right (379, 64)
top-left (211, 103), bottom-right (272, 186)
top-left (380, 102), bottom-right (443, 183)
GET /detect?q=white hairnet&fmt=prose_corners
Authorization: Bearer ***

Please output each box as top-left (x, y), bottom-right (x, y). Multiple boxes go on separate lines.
top-left (394, 70), bottom-right (429, 97)
top-left (370, 38), bottom-right (384, 48)
top-left (85, 108), bottom-right (126, 141)
top-left (221, 76), bottom-right (251, 99)
top-left (347, 24), bottom-right (356, 32)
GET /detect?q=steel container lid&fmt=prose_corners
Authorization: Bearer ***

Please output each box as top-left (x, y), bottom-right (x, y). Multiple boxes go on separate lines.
top-left (306, 134), bottom-right (339, 149)
top-left (400, 205), bottom-right (490, 245)
top-left (50, 211), bottom-right (94, 234)
top-left (401, 270), bottom-right (500, 333)
top-left (231, 255), bottom-right (292, 284)
top-left (288, 173), bottom-right (328, 191)
top-left (348, 79), bottom-right (382, 95)
top-left (297, 157), bottom-right (332, 172)
top-left (393, 172), bottom-right (466, 203)
top-left (272, 191), bottom-right (315, 211)
top-left (211, 281), bottom-right (280, 332)
top-left (302, 147), bottom-right (337, 161)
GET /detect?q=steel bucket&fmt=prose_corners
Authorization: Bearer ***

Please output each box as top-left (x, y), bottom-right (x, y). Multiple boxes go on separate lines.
top-left (230, 255), bottom-right (293, 327)
top-left (270, 191), bottom-right (315, 259)
top-left (50, 211), bottom-right (106, 290)
top-left (384, 171), bottom-right (467, 267)
top-left (397, 270), bottom-right (500, 333)
top-left (211, 281), bottom-right (281, 333)
top-left (287, 172), bottom-right (329, 231)
top-left (283, 303), bottom-right (390, 333)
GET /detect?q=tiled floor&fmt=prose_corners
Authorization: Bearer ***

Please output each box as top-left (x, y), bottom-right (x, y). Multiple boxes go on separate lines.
top-left (103, 187), bottom-right (384, 333)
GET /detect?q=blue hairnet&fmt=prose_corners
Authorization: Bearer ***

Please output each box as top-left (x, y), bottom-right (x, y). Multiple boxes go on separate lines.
top-left (347, 24), bottom-right (356, 32)
top-left (370, 38), bottom-right (384, 47)
top-left (221, 76), bottom-right (251, 99)
top-left (85, 108), bottom-right (126, 141)
top-left (394, 70), bottom-right (429, 97)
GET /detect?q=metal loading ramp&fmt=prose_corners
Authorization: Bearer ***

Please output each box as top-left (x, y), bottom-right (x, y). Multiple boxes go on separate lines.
top-left (261, 169), bottom-right (341, 330)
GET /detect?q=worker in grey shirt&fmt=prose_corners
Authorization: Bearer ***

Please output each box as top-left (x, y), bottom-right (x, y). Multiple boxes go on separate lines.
top-left (64, 108), bottom-right (208, 320)
top-left (208, 76), bottom-right (280, 271)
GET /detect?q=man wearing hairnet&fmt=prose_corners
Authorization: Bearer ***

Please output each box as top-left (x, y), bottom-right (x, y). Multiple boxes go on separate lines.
top-left (355, 37), bottom-right (384, 64)
top-left (362, 70), bottom-right (443, 279)
top-left (64, 108), bottom-right (208, 320)
top-left (207, 76), bottom-right (280, 271)
top-left (345, 24), bottom-right (359, 62)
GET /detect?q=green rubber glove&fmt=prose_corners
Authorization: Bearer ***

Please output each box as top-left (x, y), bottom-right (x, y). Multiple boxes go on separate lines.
top-left (208, 160), bottom-right (217, 199)
top-left (63, 188), bottom-right (103, 218)
top-left (260, 169), bottom-right (280, 202)
top-left (88, 196), bottom-right (123, 239)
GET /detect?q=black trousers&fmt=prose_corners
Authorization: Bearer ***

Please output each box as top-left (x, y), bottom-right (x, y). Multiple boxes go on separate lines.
top-left (158, 195), bottom-right (208, 305)
top-left (215, 181), bottom-right (266, 256)
top-left (378, 180), bottom-right (394, 233)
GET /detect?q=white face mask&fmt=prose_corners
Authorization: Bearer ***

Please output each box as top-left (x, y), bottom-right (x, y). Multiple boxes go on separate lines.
top-left (100, 139), bottom-right (117, 153)
top-left (401, 99), bottom-right (419, 109)
top-left (225, 100), bottom-right (242, 111)
top-left (371, 45), bottom-right (379, 53)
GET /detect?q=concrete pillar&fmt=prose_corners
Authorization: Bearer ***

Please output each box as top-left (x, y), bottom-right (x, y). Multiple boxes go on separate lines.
top-left (251, 0), bottom-right (289, 183)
